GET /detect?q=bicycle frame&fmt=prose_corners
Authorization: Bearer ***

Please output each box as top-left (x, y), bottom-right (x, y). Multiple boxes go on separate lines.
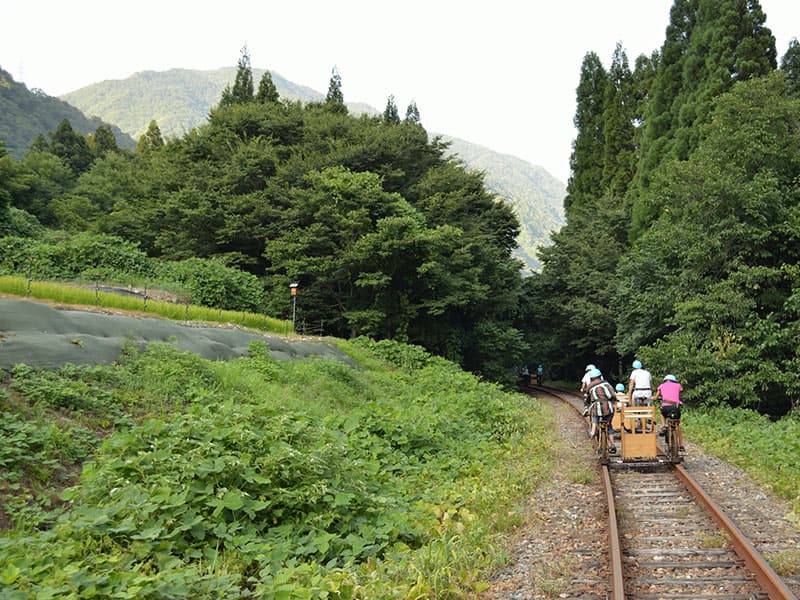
top-left (596, 418), bottom-right (612, 464)
top-left (665, 417), bottom-right (681, 463)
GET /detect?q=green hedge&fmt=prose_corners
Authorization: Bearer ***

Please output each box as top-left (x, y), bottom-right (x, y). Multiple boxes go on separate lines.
top-left (0, 233), bottom-right (265, 312)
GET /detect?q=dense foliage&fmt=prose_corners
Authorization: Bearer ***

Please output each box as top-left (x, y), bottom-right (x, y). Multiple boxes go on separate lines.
top-left (0, 339), bottom-right (550, 598)
top-left (0, 56), bottom-right (529, 383)
top-left (525, 0), bottom-right (800, 416)
top-left (0, 233), bottom-right (264, 312)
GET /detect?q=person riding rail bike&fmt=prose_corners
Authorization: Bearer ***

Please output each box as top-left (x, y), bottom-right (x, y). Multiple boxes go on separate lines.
top-left (580, 364), bottom-right (597, 416)
top-left (655, 374), bottom-right (684, 452)
top-left (586, 368), bottom-right (616, 454)
top-left (628, 360), bottom-right (653, 407)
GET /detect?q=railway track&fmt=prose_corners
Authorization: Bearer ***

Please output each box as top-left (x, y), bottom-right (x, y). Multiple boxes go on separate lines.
top-left (529, 385), bottom-right (798, 600)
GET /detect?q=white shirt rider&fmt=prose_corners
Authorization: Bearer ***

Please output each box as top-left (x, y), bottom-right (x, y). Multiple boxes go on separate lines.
top-left (629, 364), bottom-right (653, 406)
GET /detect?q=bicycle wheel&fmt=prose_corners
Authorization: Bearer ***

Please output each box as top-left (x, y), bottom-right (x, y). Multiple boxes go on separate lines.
top-left (668, 422), bottom-right (679, 462)
top-left (598, 424), bottom-right (608, 463)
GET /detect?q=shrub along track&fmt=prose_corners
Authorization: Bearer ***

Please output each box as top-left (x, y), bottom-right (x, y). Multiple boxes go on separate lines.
top-left (527, 385), bottom-right (799, 600)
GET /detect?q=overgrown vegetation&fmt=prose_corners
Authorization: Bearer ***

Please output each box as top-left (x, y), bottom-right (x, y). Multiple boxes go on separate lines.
top-left (0, 339), bottom-right (552, 598)
top-left (0, 233), bottom-right (266, 314)
top-left (684, 406), bottom-right (800, 515)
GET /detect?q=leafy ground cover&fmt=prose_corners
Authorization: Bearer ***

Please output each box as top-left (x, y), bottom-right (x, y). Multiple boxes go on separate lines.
top-left (0, 337), bottom-right (553, 598)
top-left (684, 406), bottom-right (800, 516)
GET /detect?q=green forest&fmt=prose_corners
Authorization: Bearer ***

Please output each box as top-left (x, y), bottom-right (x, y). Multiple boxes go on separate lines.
top-left (1, 0), bottom-right (800, 596)
top-left (525, 1), bottom-right (800, 416)
top-left (1, 56), bottom-right (529, 386)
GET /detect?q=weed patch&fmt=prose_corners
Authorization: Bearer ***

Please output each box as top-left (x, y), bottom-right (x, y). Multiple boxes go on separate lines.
top-left (0, 338), bottom-right (552, 597)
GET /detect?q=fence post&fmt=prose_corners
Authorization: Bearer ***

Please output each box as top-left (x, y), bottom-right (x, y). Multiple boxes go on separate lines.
top-left (26, 256), bottom-right (33, 297)
top-left (95, 271), bottom-right (100, 305)
top-left (143, 281), bottom-right (148, 311)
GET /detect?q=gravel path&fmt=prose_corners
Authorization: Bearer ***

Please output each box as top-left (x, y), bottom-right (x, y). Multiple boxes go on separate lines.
top-left (481, 396), bottom-right (800, 599)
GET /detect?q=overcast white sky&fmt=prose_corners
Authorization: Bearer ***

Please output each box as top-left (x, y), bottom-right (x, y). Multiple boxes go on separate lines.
top-left (2, 0), bottom-right (799, 182)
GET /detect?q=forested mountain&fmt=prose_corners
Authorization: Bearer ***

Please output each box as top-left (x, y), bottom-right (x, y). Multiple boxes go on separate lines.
top-left (60, 67), bottom-right (565, 270)
top-left (60, 67), bottom-right (370, 141)
top-left (0, 67), bottom-right (135, 158)
top-left (523, 0), bottom-right (800, 416)
top-left (442, 137), bottom-right (565, 271)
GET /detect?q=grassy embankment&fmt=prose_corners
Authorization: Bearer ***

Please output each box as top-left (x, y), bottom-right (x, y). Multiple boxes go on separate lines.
top-left (0, 275), bottom-right (288, 335)
top-left (684, 407), bottom-right (800, 515)
top-left (0, 322), bottom-right (556, 597)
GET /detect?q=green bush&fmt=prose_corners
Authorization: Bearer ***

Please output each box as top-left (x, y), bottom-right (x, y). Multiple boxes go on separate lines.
top-left (0, 232), bottom-right (268, 314)
top-left (156, 257), bottom-right (264, 312)
top-left (0, 232), bottom-right (154, 280)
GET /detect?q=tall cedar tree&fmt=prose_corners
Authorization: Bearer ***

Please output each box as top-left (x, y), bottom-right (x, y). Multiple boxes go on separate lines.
top-left (632, 0), bottom-right (776, 233)
top-left (91, 124), bottom-right (119, 157)
top-left (383, 95), bottom-right (400, 124)
top-left (325, 67), bottom-right (347, 113)
top-left (219, 46), bottom-right (255, 107)
top-left (780, 38), bottom-right (800, 95)
top-left (564, 52), bottom-right (606, 215)
top-left (601, 44), bottom-right (637, 197)
top-left (136, 120), bottom-right (165, 154)
top-left (255, 71), bottom-right (280, 103)
top-left (49, 119), bottom-right (94, 174)
top-left (405, 101), bottom-right (421, 124)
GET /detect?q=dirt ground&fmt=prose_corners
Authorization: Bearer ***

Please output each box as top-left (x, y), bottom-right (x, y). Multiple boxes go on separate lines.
top-left (0, 297), bottom-right (356, 370)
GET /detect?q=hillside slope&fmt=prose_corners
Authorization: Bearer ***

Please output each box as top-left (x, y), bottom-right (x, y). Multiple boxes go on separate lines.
top-left (442, 136), bottom-right (565, 271)
top-left (61, 68), bottom-right (565, 270)
top-left (0, 67), bottom-right (135, 158)
top-left (61, 67), bottom-right (372, 142)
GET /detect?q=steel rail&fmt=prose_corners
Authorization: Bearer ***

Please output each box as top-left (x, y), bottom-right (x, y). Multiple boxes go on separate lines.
top-left (527, 384), bottom-right (797, 599)
top-left (600, 464), bottom-right (625, 600)
top-left (673, 463), bottom-right (798, 600)
top-left (528, 385), bottom-right (626, 599)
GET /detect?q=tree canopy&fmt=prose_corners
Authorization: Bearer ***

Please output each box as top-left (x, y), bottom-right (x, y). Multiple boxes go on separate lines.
top-left (1, 53), bottom-right (528, 385)
top-left (527, 0), bottom-right (800, 414)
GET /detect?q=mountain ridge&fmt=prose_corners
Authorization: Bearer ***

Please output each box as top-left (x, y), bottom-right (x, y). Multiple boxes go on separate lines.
top-left (0, 66), bottom-right (135, 157)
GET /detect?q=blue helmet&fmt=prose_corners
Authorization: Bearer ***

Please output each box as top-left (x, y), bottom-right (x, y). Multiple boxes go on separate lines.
top-left (615, 383), bottom-right (625, 392)
top-left (588, 368), bottom-right (602, 379)
top-left (585, 363), bottom-right (596, 372)
top-left (632, 360), bottom-right (643, 369)
top-left (664, 374), bottom-right (678, 382)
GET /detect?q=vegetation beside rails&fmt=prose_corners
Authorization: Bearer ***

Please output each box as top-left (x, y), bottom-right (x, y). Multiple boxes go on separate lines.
top-left (684, 406), bottom-right (800, 516)
top-left (0, 275), bottom-right (289, 335)
top-left (0, 337), bottom-right (553, 598)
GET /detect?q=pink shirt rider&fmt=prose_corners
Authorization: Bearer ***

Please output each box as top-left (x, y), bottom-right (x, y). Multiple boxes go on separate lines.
top-left (657, 380), bottom-right (683, 405)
